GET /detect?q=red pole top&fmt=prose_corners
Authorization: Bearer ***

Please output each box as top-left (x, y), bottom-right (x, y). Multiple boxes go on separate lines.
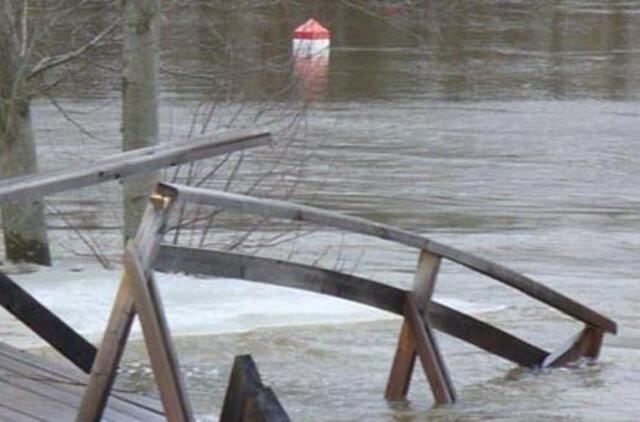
top-left (293, 18), bottom-right (330, 40)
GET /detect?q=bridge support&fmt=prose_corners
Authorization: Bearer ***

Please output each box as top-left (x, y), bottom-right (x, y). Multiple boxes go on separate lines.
top-left (386, 251), bottom-right (456, 404)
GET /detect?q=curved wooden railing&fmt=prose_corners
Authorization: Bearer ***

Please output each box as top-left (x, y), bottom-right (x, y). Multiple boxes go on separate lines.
top-left (165, 183), bottom-right (616, 334)
top-left (2, 173), bottom-right (615, 418)
top-left (145, 183), bottom-right (617, 406)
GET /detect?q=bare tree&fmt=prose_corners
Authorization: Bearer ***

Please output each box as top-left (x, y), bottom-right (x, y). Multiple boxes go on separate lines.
top-left (0, 1), bottom-right (51, 264)
top-left (0, 1), bottom-right (116, 265)
top-left (121, 0), bottom-right (161, 242)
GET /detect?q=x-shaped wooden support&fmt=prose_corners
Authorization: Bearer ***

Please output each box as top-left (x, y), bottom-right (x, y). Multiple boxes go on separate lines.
top-left (385, 251), bottom-right (456, 405)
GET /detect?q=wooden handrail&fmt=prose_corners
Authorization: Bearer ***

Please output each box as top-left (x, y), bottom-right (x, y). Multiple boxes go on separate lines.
top-left (155, 246), bottom-right (550, 367)
top-left (0, 128), bottom-right (271, 204)
top-left (164, 184), bottom-right (616, 334)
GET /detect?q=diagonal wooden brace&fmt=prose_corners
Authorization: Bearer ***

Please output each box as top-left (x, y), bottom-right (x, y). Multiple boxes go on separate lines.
top-left (123, 246), bottom-right (194, 421)
top-left (386, 251), bottom-right (456, 404)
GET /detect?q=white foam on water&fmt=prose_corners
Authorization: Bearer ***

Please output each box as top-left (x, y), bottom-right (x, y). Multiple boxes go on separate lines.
top-left (0, 263), bottom-right (506, 349)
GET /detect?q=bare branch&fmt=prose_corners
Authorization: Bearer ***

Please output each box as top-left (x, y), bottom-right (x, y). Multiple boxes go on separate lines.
top-left (20, 0), bottom-right (27, 57)
top-left (28, 18), bottom-right (120, 80)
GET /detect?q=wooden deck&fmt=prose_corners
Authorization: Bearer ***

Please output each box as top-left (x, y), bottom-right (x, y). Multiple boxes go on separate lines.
top-left (0, 341), bottom-right (164, 422)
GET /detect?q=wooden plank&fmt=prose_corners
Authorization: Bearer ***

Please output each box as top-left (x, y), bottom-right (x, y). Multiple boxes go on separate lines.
top-left (0, 129), bottom-right (270, 204)
top-left (220, 355), bottom-right (290, 422)
top-left (404, 294), bottom-right (455, 404)
top-left (0, 377), bottom-right (80, 422)
top-left (251, 387), bottom-right (290, 422)
top-left (386, 250), bottom-right (442, 400)
top-left (0, 401), bottom-right (41, 422)
top-left (542, 325), bottom-right (605, 368)
top-left (413, 250), bottom-right (441, 308)
top-left (384, 320), bottom-right (417, 400)
top-left (427, 304), bottom-right (548, 367)
top-left (155, 246), bottom-right (549, 367)
top-left (0, 342), bottom-right (164, 421)
top-left (0, 271), bottom-right (96, 373)
top-left (77, 186), bottom-right (176, 422)
top-left (167, 185), bottom-right (616, 334)
top-left (123, 247), bottom-right (194, 422)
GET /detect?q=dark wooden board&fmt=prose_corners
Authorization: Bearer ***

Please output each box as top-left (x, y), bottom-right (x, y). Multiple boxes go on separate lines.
top-left (0, 271), bottom-right (96, 372)
top-left (155, 246), bottom-right (549, 367)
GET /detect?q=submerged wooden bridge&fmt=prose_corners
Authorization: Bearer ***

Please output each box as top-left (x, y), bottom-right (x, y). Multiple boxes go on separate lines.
top-left (0, 129), bottom-right (616, 420)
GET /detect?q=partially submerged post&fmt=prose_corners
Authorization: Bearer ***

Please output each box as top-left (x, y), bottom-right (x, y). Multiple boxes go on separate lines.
top-left (221, 355), bottom-right (290, 422)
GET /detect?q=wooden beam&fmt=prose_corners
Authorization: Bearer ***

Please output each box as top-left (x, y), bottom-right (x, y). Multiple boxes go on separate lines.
top-left (427, 303), bottom-right (548, 367)
top-left (385, 320), bottom-right (417, 400)
top-left (0, 129), bottom-right (270, 204)
top-left (77, 184), bottom-right (177, 422)
top-left (386, 250), bottom-right (444, 400)
top-left (404, 294), bottom-right (455, 404)
top-left (0, 271), bottom-right (96, 373)
top-left (542, 325), bottom-right (605, 368)
top-left (220, 355), bottom-right (290, 422)
top-left (154, 247), bottom-right (548, 367)
top-left (123, 247), bottom-right (194, 421)
top-left (165, 185), bottom-right (616, 334)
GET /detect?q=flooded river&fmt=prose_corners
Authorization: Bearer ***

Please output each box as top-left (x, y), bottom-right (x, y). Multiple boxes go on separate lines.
top-left (6, 1), bottom-right (640, 420)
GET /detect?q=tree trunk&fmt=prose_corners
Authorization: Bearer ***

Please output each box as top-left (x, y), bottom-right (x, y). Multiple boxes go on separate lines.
top-left (121, 0), bottom-right (160, 242)
top-left (0, 2), bottom-right (51, 265)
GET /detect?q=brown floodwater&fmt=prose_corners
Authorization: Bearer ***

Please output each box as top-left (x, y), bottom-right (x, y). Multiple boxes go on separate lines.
top-left (12, 1), bottom-right (640, 420)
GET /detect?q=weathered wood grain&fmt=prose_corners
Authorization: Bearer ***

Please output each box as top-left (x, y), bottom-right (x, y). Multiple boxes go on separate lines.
top-left (0, 341), bottom-right (164, 421)
top-left (220, 355), bottom-right (289, 422)
top-left (0, 129), bottom-right (270, 205)
top-left (154, 247), bottom-right (549, 367)
top-left (78, 186), bottom-right (176, 422)
top-left (166, 185), bottom-right (616, 334)
top-left (0, 271), bottom-right (96, 373)
top-left (123, 246), bottom-right (194, 422)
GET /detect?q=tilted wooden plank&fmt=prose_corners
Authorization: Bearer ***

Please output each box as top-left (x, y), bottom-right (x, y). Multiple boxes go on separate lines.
top-left (166, 185), bottom-right (616, 334)
top-left (0, 129), bottom-right (270, 204)
top-left (154, 247), bottom-right (549, 367)
top-left (77, 185), bottom-right (177, 422)
top-left (123, 246), bottom-right (194, 422)
top-left (427, 304), bottom-right (548, 367)
top-left (0, 271), bottom-right (96, 373)
top-left (404, 294), bottom-right (455, 404)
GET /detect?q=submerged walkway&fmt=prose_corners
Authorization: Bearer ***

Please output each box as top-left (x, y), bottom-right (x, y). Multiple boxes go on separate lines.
top-left (0, 341), bottom-right (163, 421)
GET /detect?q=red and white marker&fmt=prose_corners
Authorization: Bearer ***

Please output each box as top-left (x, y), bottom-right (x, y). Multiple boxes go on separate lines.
top-left (292, 18), bottom-right (330, 58)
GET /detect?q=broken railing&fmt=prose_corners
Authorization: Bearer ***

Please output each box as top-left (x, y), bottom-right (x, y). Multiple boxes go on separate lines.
top-left (0, 141), bottom-right (617, 420)
top-left (149, 183), bottom-right (616, 407)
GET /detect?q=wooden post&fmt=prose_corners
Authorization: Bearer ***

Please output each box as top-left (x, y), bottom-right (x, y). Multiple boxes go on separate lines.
top-left (77, 185), bottom-right (177, 422)
top-left (543, 325), bottom-right (605, 367)
top-left (123, 246), bottom-right (194, 421)
top-left (386, 250), bottom-right (455, 404)
top-left (221, 355), bottom-right (290, 422)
